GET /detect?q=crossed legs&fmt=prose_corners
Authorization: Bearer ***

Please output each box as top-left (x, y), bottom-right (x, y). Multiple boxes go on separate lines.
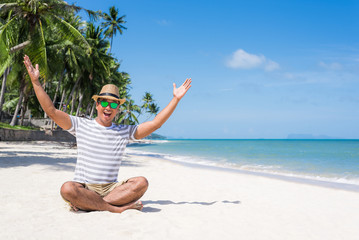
top-left (60, 176), bottom-right (148, 213)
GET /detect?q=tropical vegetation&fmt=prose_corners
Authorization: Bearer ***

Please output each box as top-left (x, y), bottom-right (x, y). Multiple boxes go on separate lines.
top-left (0, 0), bottom-right (159, 128)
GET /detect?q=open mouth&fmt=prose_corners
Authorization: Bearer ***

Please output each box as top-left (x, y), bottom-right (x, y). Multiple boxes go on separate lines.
top-left (103, 112), bottom-right (111, 118)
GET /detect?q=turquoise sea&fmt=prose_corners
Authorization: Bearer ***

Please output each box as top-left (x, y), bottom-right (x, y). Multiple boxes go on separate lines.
top-left (127, 139), bottom-right (359, 187)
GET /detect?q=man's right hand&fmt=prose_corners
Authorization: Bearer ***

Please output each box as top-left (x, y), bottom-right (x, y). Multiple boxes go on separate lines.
top-left (23, 55), bottom-right (72, 130)
top-left (23, 55), bottom-right (40, 83)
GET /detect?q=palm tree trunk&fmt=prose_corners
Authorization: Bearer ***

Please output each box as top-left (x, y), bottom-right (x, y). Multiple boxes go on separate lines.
top-left (1, 40), bottom-right (30, 119)
top-left (71, 86), bottom-right (79, 115)
top-left (65, 75), bottom-right (81, 109)
top-left (85, 103), bottom-right (91, 116)
top-left (28, 108), bottom-right (32, 123)
top-left (52, 73), bottom-right (63, 106)
top-left (89, 102), bottom-right (96, 118)
top-left (10, 90), bottom-right (24, 126)
top-left (19, 95), bottom-right (28, 126)
top-left (58, 89), bottom-right (66, 110)
top-left (76, 90), bottom-right (83, 116)
top-left (70, 93), bottom-right (75, 115)
top-left (110, 35), bottom-right (113, 52)
top-left (43, 82), bottom-right (47, 118)
top-left (9, 41), bottom-right (31, 54)
top-left (0, 67), bottom-right (10, 119)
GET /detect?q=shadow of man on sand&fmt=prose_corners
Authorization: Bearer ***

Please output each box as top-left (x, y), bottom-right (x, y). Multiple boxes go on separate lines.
top-left (141, 200), bottom-right (241, 213)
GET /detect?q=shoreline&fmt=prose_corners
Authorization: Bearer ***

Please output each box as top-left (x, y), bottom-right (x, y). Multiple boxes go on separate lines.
top-left (1, 141), bottom-right (359, 239)
top-left (128, 150), bottom-right (359, 193)
top-left (126, 146), bottom-right (359, 192)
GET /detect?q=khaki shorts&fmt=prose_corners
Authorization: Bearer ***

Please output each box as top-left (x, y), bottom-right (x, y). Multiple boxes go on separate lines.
top-left (62, 180), bottom-right (128, 209)
top-left (84, 181), bottom-right (127, 197)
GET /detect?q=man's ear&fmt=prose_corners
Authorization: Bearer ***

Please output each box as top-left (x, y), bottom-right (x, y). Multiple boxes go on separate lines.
top-left (95, 101), bottom-right (100, 111)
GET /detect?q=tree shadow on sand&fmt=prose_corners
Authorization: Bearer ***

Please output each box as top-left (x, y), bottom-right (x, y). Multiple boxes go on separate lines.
top-left (141, 199), bottom-right (241, 213)
top-left (0, 154), bottom-right (77, 171)
top-left (0, 152), bottom-right (144, 170)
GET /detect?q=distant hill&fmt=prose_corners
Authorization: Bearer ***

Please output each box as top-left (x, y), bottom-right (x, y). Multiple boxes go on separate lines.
top-left (144, 133), bottom-right (167, 140)
top-left (287, 134), bottom-right (337, 139)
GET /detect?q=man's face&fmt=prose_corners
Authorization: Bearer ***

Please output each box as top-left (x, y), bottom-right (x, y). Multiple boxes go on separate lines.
top-left (95, 98), bottom-right (120, 127)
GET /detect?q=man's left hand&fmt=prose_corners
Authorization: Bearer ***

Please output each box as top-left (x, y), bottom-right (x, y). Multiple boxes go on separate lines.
top-left (173, 78), bottom-right (192, 101)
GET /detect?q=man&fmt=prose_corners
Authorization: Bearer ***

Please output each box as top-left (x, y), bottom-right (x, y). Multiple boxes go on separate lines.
top-left (23, 55), bottom-right (192, 213)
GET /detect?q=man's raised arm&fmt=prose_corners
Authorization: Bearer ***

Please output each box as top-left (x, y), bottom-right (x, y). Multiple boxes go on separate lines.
top-left (134, 78), bottom-right (192, 139)
top-left (23, 55), bottom-right (71, 130)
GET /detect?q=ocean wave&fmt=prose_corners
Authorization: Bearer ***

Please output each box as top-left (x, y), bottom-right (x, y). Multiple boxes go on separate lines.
top-left (237, 164), bottom-right (359, 186)
top-left (128, 139), bottom-right (169, 146)
top-left (125, 148), bottom-right (359, 187)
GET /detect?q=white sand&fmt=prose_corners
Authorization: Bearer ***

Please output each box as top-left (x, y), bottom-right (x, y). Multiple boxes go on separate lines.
top-left (1, 141), bottom-right (359, 240)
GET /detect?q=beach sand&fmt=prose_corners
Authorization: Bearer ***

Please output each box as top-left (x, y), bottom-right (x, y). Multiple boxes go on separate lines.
top-left (1, 141), bottom-right (359, 240)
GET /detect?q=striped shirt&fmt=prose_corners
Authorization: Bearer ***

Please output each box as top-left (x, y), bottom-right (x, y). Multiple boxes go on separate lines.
top-left (67, 115), bottom-right (138, 184)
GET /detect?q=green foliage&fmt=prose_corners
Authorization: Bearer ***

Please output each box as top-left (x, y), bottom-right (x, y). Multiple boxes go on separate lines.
top-left (0, 0), bottom-right (158, 126)
top-left (101, 6), bottom-right (127, 51)
top-left (140, 92), bottom-right (160, 121)
top-left (0, 121), bottom-right (39, 130)
top-left (2, 95), bottom-right (18, 111)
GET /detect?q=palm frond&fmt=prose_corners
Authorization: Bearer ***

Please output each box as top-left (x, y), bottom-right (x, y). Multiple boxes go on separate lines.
top-left (129, 112), bottom-right (139, 124)
top-left (0, 54), bottom-right (11, 76)
top-left (0, 16), bottom-right (16, 46)
top-left (52, 15), bottom-right (90, 53)
top-left (2, 96), bottom-right (19, 111)
top-left (38, 19), bottom-right (48, 79)
top-left (0, 3), bottom-right (18, 12)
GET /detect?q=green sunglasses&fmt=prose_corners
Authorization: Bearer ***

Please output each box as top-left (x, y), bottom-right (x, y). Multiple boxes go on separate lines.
top-left (98, 100), bottom-right (119, 109)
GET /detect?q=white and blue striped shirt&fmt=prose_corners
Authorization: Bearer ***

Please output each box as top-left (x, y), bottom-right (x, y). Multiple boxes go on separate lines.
top-left (67, 115), bottom-right (138, 184)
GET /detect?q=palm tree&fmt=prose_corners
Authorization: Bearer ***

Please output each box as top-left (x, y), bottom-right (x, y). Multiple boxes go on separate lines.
top-left (118, 99), bottom-right (141, 125)
top-left (0, 12), bottom-right (28, 118)
top-left (147, 103), bottom-right (160, 118)
top-left (0, 0), bottom-right (98, 125)
top-left (0, 67), bottom-right (11, 119)
top-left (1, 1), bottom-right (156, 128)
top-left (5, 58), bottom-right (28, 126)
top-left (101, 6), bottom-right (127, 52)
top-left (47, 14), bottom-right (85, 106)
top-left (73, 23), bottom-right (114, 117)
top-left (0, 0), bottom-right (95, 78)
top-left (141, 92), bottom-right (154, 110)
top-left (140, 92), bottom-right (159, 120)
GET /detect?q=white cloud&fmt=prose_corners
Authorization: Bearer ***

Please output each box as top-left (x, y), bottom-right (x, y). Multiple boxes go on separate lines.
top-left (264, 60), bottom-right (280, 71)
top-left (319, 61), bottom-right (342, 70)
top-left (226, 49), bottom-right (264, 69)
top-left (226, 49), bottom-right (280, 71)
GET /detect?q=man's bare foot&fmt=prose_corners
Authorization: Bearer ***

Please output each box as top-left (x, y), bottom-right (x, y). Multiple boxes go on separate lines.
top-left (104, 200), bottom-right (143, 213)
top-left (69, 203), bottom-right (79, 212)
top-left (67, 200), bottom-right (143, 213)
top-left (130, 201), bottom-right (143, 211)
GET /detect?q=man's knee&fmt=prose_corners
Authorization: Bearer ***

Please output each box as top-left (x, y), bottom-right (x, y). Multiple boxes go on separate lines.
top-left (60, 181), bottom-right (81, 199)
top-left (139, 176), bottom-right (149, 189)
top-left (131, 176), bottom-right (149, 192)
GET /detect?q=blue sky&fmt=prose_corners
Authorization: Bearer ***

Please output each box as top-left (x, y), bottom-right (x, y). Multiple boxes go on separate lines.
top-left (71, 0), bottom-right (359, 139)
